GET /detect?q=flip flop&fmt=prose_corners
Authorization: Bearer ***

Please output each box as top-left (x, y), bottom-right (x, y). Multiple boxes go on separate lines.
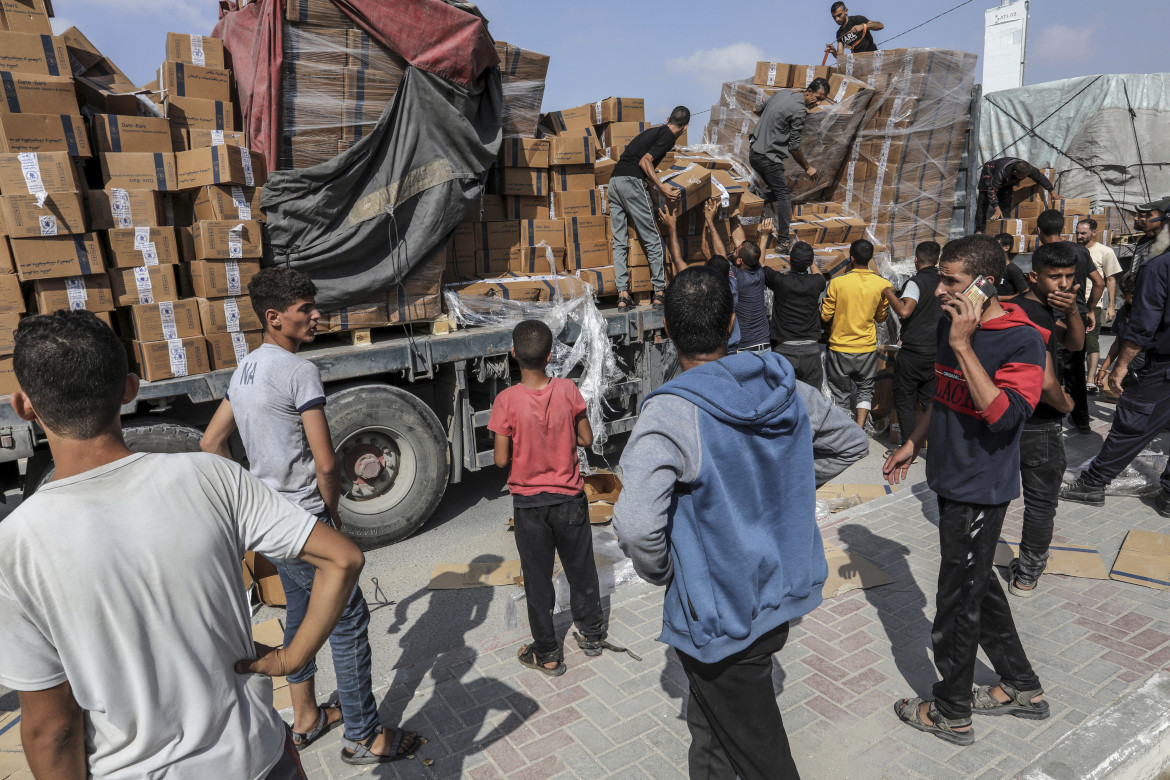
top-left (291, 703), bottom-right (342, 750)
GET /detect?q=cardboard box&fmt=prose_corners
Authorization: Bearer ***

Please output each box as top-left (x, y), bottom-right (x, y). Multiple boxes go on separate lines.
top-left (550, 165), bottom-right (596, 192)
top-left (165, 32), bottom-right (225, 69)
top-left (551, 189), bottom-right (603, 219)
top-left (0, 190), bottom-right (84, 236)
top-left (182, 259), bottom-right (261, 298)
top-left (657, 163), bottom-right (711, 213)
top-left (563, 215), bottom-right (607, 246)
top-left (985, 217), bottom-right (1036, 236)
top-left (93, 114), bottom-right (173, 154)
top-left (0, 113), bottom-right (89, 156)
top-left (584, 470), bottom-right (622, 502)
top-left (0, 234), bottom-right (12, 273)
top-left (504, 195), bottom-right (550, 220)
top-left (159, 62), bottom-right (231, 102)
top-left (461, 194), bottom-right (506, 222)
top-left (108, 264), bottom-right (181, 307)
top-left (32, 273), bottom-right (114, 312)
top-left (495, 41), bottom-right (550, 82)
top-left (131, 335), bottom-right (210, 381)
top-left (593, 97), bottom-right (645, 125)
top-left (1110, 530), bottom-right (1170, 590)
top-left (283, 0), bottom-right (349, 23)
top-left (517, 218), bottom-right (564, 248)
top-left (206, 330), bottom-right (262, 370)
top-left (542, 104), bottom-right (594, 134)
top-left (0, 354), bottom-right (15, 394)
top-left (791, 63), bottom-right (833, 88)
top-left (243, 551), bottom-right (286, 606)
top-left (577, 266), bottom-right (615, 296)
top-left (0, 149), bottom-right (81, 194)
top-left (175, 145), bottom-right (265, 189)
top-left (99, 152), bottom-right (178, 191)
top-left (456, 273), bottom-right (587, 303)
top-left (193, 184), bottom-right (264, 223)
top-left (499, 137), bottom-right (549, 168)
top-left (0, 30), bottom-right (67, 76)
top-left (753, 61), bottom-right (792, 88)
top-left (563, 240), bottom-right (611, 270)
top-left (827, 73), bottom-right (870, 103)
top-left (345, 28), bottom-right (406, 71)
top-left (187, 128), bottom-right (248, 149)
top-left (548, 134), bottom-right (596, 166)
top-left (88, 188), bottom-right (163, 230)
top-left (1051, 197), bottom-right (1091, 217)
top-left (11, 232), bottom-right (103, 280)
top-left (118, 298), bottom-right (200, 340)
top-left (507, 245), bottom-right (564, 276)
top-left (165, 96), bottom-right (235, 132)
top-left (197, 295), bottom-right (262, 334)
top-left (106, 226), bottom-right (181, 267)
top-left (0, 0), bottom-right (51, 34)
top-left (317, 299), bottom-right (390, 332)
top-left (599, 122), bottom-right (652, 148)
top-left (189, 220), bottom-right (263, 260)
top-left (0, 310), bottom-right (21, 355)
top-left (500, 167), bottom-right (548, 198)
top-left (0, 72), bottom-right (76, 114)
top-left (0, 270), bottom-right (24, 313)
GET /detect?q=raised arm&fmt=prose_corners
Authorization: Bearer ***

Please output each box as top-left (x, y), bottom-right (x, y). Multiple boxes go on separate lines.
top-left (704, 199), bottom-right (727, 258)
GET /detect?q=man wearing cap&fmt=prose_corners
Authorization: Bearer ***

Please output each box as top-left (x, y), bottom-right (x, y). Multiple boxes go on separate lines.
top-left (749, 78), bottom-right (830, 253)
top-left (766, 241), bottom-right (828, 388)
top-left (1128, 196), bottom-right (1170, 273)
top-left (976, 158), bottom-right (1060, 234)
top-left (1062, 200), bottom-right (1170, 517)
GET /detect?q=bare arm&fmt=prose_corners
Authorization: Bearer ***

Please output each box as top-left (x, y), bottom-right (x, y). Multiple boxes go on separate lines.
top-left (493, 432), bottom-right (511, 469)
top-left (658, 204), bottom-right (690, 273)
top-left (704, 200), bottom-right (727, 258)
top-left (756, 216), bottom-right (773, 253)
top-left (640, 154), bottom-right (678, 202)
top-left (575, 413), bottom-right (593, 447)
top-left (1105, 275), bottom-right (1117, 317)
top-left (302, 406), bottom-right (341, 521)
top-left (1049, 286), bottom-right (1085, 351)
top-left (865, 20), bottom-right (884, 31)
top-left (19, 683), bottom-right (86, 780)
top-left (200, 398), bottom-right (238, 459)
top-left (1086, 269), bottom-right (1105, 312)
top-left (882, 286), bottom-right (919, 320)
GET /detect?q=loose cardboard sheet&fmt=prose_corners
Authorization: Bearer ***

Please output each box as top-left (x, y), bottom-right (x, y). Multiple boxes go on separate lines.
top-left (1110, 530), bottom-right (1170, 590)
top-left (994, 538), bottom-right (1110, 580)
top-left (821, 542), bottom-right (896, 599)
top-left (817, 483), bottom-right (896, 503)
top-left (429, 560), bottom-right (524, 589)
top-left (251, 618), bottom-right (292, 711)
top-left (0, 710), bottom-right (31, 778)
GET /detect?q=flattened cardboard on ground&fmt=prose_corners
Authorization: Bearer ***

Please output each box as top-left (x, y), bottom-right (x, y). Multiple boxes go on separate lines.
top-left (429, 560), bottom-right (525, 589)
top-left (821, 542), bottom-right (896, 599)
top-left (0, 706), bottom-right (32, 778)
top-left (816, 483), bottom-right (896, 504)
top-left (250, 617), bottom-right (292, 711)
top-left (243, 551), bottom-right (286, 606)
top-left (0, 113), bottom-right (90, 156)
top-left (994, 537), bottom-right (1110, 580)
top-left (1110, 530), bottom-right (1170, 590)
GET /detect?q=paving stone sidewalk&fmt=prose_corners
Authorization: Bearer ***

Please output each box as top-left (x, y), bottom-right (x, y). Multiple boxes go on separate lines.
top-left (299, 420), bottom-right (1170, 779)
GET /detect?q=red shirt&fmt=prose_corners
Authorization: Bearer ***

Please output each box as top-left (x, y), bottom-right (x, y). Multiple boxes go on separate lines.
top-left (488, 377), bottom-right (586, 496)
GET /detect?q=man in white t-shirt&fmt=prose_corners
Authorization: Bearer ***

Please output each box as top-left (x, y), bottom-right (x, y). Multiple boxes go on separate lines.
top-left (1076, 219), bottom-right (1123, 392)
top-left (0, 310), bottom-right (364, 779)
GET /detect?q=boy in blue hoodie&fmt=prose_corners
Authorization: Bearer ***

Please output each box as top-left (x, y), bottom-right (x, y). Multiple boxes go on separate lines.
top-left (885, 235), bottom-right (1050, 746)
top-left (614, 267), bottom-right (867, 780)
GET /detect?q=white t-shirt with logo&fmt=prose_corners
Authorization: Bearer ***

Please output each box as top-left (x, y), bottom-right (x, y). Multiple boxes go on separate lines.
top-left (0, 452), bottom-right (317, 779)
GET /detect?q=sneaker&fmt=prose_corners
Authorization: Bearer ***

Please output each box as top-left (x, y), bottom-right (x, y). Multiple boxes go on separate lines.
top-left (1061, 476), bottom-right (1106, 506)
top-left (1007, 559), bottom-right (1038, 598)
top-left (1156, 490), bottom-right (1170, 519)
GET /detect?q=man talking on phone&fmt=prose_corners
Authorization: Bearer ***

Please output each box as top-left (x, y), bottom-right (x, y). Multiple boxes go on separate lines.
top-left (884, 235), bottom-right (1050, 746)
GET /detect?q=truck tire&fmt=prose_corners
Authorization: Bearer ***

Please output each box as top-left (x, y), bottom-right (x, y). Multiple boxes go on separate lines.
top-left (327, 384), bottom-right (449, 549)
top-left (23, 418), bottom-right (204, 498)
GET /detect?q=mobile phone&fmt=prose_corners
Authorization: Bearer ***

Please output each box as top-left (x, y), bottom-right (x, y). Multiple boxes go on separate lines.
top-left (961, 278), bottom-right (997, 310)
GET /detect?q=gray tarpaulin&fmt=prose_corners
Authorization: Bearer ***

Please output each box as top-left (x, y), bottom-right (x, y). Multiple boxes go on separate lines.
top-left (260, 66), bottom-right (502, 310)
top-left (979, 73), bottom-right (1170, 212)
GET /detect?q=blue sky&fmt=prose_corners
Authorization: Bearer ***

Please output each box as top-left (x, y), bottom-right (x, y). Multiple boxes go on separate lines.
top-left (51, 0), bottom-right (1162, 126)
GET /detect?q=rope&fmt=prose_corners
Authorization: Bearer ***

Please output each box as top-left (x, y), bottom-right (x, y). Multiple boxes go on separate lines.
top-left (987, 75), bottom-right (1105, 163)
top-left (878, 0), bottom-right (976, 46)
top-left (1122, 81), bottom-right (1152, 202)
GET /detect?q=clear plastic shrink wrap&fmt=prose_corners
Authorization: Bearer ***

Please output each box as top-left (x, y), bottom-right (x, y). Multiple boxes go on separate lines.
top-left (495, 42), bottom-right (549, 138)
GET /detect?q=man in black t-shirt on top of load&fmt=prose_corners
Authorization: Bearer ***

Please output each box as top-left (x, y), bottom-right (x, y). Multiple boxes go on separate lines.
top-left (609, 106), bottom-right (690, 312)
top-left (825, 2), bottom-right (883, 59)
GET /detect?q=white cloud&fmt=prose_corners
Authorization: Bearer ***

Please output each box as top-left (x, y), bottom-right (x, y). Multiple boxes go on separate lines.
top-left (1029, 23), bottom-right (1095, 67)
top-left (666, 42), bottom-right (772, 93)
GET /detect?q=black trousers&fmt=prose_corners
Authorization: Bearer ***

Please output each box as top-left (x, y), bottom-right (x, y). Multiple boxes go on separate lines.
top-left (775, 342), bottom-right (824, 390)
top-left (749, 151), bottom-right (792, 242)
top-left (513, 495), bottom-right (605, 657)
top-left (932, 497), bottom-right (1041, 720)
top-left (1060, 340), bottom-right (1091, 428)
top-left (974, 190), bottom-right (1012, 233)
top-left (676, 623), bottom-right (799, 780)
top-left (1018, 421), bottom-right (1066, 582)
top-left (892, 348), bottom-right (935, 441)
top-left (1085, 359), bottom-right (1170, 492)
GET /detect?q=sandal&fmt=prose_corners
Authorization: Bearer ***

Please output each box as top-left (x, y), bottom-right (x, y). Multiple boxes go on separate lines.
top-left (573, 631), bottom-right (643, 661)
top-left (972, 682), bottom-right (1050, 720)
top-left (894, 697), bottom-right (974, 746)
top-left (652, 290), bottom-right (666, 309)
top-left (617, 291), bottom-right (633, 311)
top-left (518, 643), bottom-right (566, 676)
top-left (290, 703), bottom-right (342, 750)
top-left (340, 727), bottom-right (421, 765)
top-left (1007, 559), bottom-right (1038, 599)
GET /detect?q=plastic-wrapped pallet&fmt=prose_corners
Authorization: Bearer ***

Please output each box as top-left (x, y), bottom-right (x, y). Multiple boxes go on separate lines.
top-left (495, 42), bottom-right (549, 138)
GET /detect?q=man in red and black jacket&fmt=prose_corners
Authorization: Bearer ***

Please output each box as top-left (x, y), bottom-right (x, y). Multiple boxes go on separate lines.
top-left (884, 235), bottom-right (1051, 746)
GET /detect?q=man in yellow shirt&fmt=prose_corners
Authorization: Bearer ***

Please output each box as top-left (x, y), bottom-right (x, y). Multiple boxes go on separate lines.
top-left (821, 239), bottom-right (893, 428)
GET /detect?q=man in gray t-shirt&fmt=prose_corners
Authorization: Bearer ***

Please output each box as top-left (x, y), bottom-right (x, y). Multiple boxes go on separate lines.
top-left (202, 268), bottom-right (420, 766)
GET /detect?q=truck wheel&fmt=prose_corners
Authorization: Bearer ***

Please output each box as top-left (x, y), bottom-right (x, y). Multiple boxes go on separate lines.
top-left (23, 418), bottom-right (204, 498)
top-left (327, 385), bottom-right (449, 549)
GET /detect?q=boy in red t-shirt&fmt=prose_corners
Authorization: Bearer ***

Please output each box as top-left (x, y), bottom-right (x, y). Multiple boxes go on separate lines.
top-left (489, 320), bottom-right (607, 675)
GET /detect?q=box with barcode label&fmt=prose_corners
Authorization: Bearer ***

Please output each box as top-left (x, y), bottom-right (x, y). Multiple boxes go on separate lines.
top-left (132, 335), bottom-right (210, 381)
top-left (165, 32), bottom-right (225, 69)
top-left (108, 266), bottom-right (181, 308)
top-left (188, 219), bottom-right (262, 260)
top-left (0, 150), bottom-right (82, 194)
top-left (88, 189), bottom-right (164, 231)
top-left (118, 298), bottom-right (200, 341)
top-left (11, 233), bottom-right (104, 281)
top-left (0, 190), bottom-right (85, 237)
top-left (196, 295), bottom-right (262, 335)
top-left (205, 331), bottom-right (262, 371)
top-left (175, 146), bottom-right (266, 190)
top-left (106, 226), bottom-right (181, 267)
top-left (32, 273), bottom-right (114, 313)
top-left (192, 185), bottom-right (265, 223)
top-left (182, 259), bottom-right (261, 298)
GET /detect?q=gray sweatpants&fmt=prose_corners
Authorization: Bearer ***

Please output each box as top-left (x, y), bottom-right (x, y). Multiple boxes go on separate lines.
top-left (825, 349), bottom-right (878, 412)
top-left (609, 175), bottom-right (666, 293)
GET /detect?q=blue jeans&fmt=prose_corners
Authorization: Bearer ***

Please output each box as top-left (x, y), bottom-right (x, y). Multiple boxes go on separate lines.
top-left (274, 515), bottom-right (379, 742)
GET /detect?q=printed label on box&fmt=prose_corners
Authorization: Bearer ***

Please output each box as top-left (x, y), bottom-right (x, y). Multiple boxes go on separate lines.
top-left (211, 130), bottom-right (224, 146)
top-left (189, 34), bottom-right (205, 67)
top-left (134, 266), bottom-right (154, 304)
top-left (134, 227), bottom-right (150, 250)
top-left (594, 100), bottom-right (603, 124)
top-left (39, 215), bottom-right (57, 236)
top-left (231, 185), bottom-right (251, 220)
top-left (231, 332), bottom-right (248, 362)
top-left (111, 188), bottom-right (133, 228)
top-left (18, 152), bottom-right (47, 206)
top-left (140, 243), bottom-right (159, 266)
top-left (65, 277), bottom-right (87, 310)
top-left (225, 259), bottom-right (242, 295)
top-left (158, 300), bottom-right (178, 340)
top-left (228, 224), bottom-right (243, 259)
top-left (223, 297), bottom-right (241, 332)
top-left (239, 148), bottom-right (255, 187)
top-left (767, 63), bottom-right (777, 86)
top-left (168, 338), bottom-right (188, 377)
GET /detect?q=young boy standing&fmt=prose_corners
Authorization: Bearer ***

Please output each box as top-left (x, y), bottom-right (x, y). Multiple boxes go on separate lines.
top-left (489, 320), bottom-right (607, 675)
top-left (201, 267), bottom-right (418, 765)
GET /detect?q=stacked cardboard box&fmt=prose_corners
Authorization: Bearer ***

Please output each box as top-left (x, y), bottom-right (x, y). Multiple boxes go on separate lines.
top-left (496, 42), bottom-right (549, 138)
top-left (279, 0), bottom-right (408, 168)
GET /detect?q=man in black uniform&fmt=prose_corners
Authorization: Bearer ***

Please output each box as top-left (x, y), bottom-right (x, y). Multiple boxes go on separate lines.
top-left (1127, 196), bottom-right (1170, 273)
top-left (882, 242), bottom-right (941, 448)
top-left (766, 241), bottom-right (828, 388)
top-left (825, 2), bottom-right (883, 58)
top-left (1062, 226), bottom-right (1170, 518)
top-left (975, 158), bottom-right (1060, 233)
